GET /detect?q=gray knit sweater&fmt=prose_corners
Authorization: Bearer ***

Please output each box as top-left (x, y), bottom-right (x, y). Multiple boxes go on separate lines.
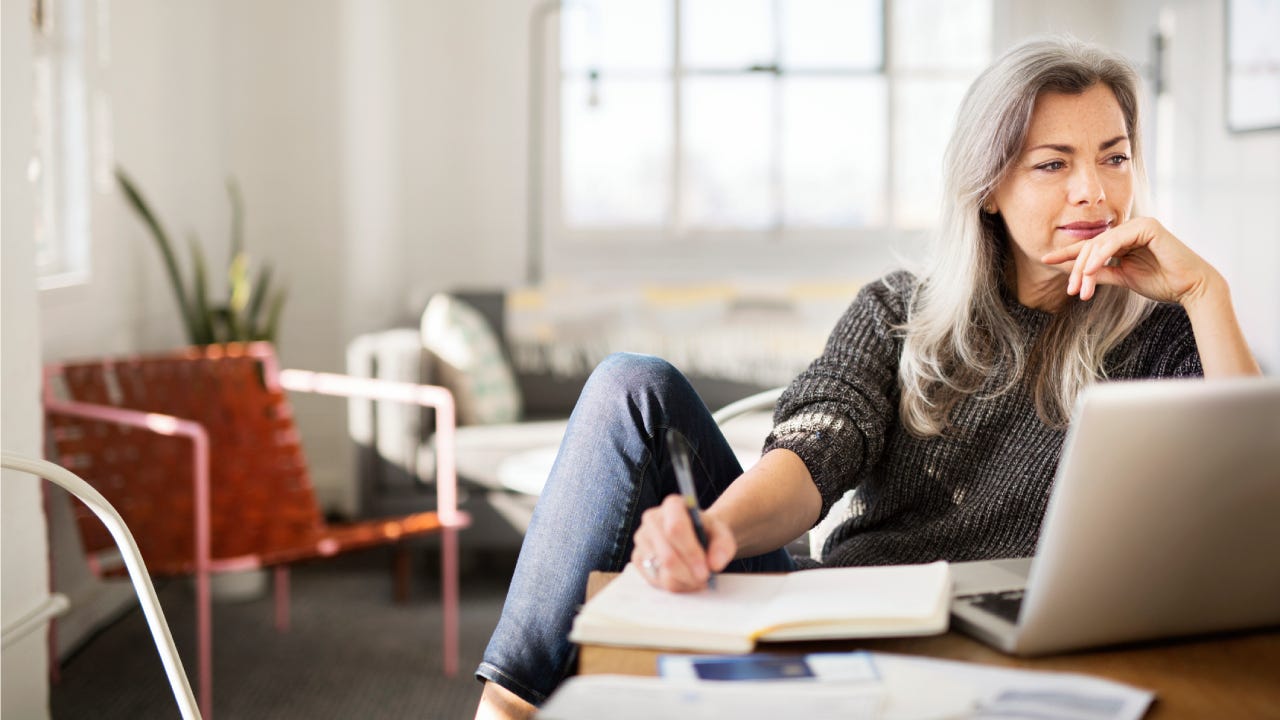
top-left (764, 270), bottom-right (1203, 567)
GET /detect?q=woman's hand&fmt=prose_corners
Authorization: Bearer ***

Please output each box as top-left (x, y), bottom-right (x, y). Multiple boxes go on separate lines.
top-left (1042, 216), bottom-right (1260, 378)
top-left (1040, 217), bottom-right (1215, 306)
top-left (630, 494), bottom-right (736, 592)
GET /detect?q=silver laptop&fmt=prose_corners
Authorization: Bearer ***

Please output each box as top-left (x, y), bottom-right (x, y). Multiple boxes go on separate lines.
top-left (951, 377), bottom-right (1280, 656)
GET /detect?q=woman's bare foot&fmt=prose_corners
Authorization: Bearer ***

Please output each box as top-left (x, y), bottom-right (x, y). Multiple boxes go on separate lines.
top-left (475, 681), bottom-right (537, 720)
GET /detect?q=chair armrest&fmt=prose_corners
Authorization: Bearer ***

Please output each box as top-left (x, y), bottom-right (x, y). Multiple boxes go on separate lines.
top-left (712, 386), bottom-right (785, 425)
top-left (43, 399), bottom-right (215, 577)
top-left (276, 369), bottom-right (462, 521)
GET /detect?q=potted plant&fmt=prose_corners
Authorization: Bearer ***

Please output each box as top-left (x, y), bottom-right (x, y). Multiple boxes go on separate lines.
top-left (116, 167), bottom-right (286, 346)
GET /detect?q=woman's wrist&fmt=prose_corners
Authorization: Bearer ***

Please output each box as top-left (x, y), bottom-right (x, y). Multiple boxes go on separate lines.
top-left (1177, 265), bottom-right (1227, 314)
top-left (706, 449), bottom-right (820, 559)
top-left (1177, 270), bottom-right (1261, 377)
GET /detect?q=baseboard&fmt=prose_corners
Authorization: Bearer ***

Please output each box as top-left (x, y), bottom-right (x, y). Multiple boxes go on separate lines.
top-left (2, 593), bottom-right (69, 649)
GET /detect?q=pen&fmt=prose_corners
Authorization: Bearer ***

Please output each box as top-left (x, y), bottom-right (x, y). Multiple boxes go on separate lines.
top-left (666, 429), bottom-right (716, 590)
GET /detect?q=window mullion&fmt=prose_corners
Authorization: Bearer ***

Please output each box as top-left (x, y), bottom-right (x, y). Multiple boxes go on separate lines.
top-left (671, 0), bottom-right (683, 241)
top-left (882, 0), bottom-right (895, 227)
top-left (770, 0), bottom-right (783, 237)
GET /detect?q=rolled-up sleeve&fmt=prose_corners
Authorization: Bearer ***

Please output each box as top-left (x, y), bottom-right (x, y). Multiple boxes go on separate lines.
top-left (1109, 302), bottom-right (1204, 380)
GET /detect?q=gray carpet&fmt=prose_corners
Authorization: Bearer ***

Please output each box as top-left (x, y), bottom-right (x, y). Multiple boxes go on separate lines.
top-left (50, 546), bottom-right (518, 719)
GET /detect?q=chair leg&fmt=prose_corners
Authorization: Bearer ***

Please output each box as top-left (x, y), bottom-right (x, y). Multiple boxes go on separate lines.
top-left (393, 543), bottom-right (411, 603)
top-left (441, 527), bottom-right (459, 677)
top-left (196, 567), bottom-right (213, 720)
top-left (274, 566), bottom-right (291, 632)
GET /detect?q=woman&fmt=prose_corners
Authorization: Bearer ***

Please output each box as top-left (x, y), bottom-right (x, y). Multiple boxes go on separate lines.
top-left (474, 35), bottom-right (1259, 719)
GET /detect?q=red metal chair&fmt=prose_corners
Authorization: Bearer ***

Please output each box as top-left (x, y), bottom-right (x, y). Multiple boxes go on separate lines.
top-left (42, 342), bottom-right (470, 719)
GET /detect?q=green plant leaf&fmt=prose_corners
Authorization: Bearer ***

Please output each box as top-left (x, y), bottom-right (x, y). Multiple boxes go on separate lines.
top-left (227, 177), bottom-right (244, 260)
top-left (226, 177), bottom-right (245, 316)
top-left (224, 259), bottom-right (249, 343)
top-left (246, 264), bottom-right (273, 338)
top-left (190, 234), bottom-right (216, 345)
top-left (210, 306), bottom-right (235, 343)
top-left (228, 252), bottom-right (250, 315)
top-left (263, 287), bottom-right (287, 344)
top-left (116, 167), bottom-right (199, 344)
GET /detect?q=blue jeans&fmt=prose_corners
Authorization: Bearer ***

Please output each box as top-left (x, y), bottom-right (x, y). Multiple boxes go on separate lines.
top-left (475, 353), bottom-right (797, 705)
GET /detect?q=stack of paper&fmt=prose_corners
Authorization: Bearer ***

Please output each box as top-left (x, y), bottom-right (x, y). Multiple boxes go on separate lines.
top-left (539, 652), bottom-right (1155, 720)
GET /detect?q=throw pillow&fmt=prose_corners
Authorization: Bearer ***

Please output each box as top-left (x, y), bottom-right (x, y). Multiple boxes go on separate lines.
top-left (421, 293), bottom-right (523, 426)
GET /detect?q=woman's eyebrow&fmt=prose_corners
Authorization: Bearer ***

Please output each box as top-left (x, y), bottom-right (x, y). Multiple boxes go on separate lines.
top-left (1098, 134), bottom-right (1129, 150)
top-left (1026, 135), bottom-right (1130, 155)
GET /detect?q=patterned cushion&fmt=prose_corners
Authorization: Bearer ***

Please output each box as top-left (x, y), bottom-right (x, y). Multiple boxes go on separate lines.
top-left (421, 293), bottom-right (522, 426)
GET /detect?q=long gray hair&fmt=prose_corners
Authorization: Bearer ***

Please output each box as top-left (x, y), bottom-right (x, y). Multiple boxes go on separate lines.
top-left (898, 36), bottom-right (1154, 436)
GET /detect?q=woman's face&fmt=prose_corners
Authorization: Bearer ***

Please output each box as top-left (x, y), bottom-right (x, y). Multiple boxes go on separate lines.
top-left (989, 83), bottom-right (1134, 299)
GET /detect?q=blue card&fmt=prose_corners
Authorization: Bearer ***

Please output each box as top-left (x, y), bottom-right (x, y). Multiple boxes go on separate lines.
top-left (690, 655), bottom-right (816, 682)
top-left (659, 651), bottom-right (880, 685)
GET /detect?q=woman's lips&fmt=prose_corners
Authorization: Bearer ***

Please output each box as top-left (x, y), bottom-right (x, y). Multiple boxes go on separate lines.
top-left (1058, 221), bottom-right (1111, 240)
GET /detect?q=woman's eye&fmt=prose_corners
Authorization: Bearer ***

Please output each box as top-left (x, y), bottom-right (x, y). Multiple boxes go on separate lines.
top-left (1106, 154), bottom-right (1131, 166)
top-left (1035, 160), bottom-right (1066, 172)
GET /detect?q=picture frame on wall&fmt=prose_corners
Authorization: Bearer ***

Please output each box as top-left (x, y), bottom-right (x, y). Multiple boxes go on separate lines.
top-left (1225, 0), bottom-right (1280, 132)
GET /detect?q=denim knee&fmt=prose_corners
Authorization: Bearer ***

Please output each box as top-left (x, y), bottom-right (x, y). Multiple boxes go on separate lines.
top-left (579, 353), bottom-right (707, 434)
top-left (586, 352), bottom-right (684, 395)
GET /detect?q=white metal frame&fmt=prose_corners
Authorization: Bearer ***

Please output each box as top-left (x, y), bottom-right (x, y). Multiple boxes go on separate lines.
top-left (2, 451), bottom-right (201, 720)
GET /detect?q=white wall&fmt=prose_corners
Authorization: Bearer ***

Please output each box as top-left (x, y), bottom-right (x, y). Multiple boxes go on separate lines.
top-left (397, 0), bottom-right (535, 296)
top-left (3, 0), bottom-right (53, 716)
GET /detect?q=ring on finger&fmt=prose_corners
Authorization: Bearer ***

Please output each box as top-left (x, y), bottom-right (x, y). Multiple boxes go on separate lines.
top-left (641, 554), bottom-right (662, 577)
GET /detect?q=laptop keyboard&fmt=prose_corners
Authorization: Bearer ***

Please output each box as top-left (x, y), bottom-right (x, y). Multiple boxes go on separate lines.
top-left (960, 590), bottom-right (1025, 623)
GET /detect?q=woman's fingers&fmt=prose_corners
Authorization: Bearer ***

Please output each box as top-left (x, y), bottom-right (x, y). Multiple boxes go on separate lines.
top-left (1079, 264), bottom-right (1129, 300)
top-left (1045, 220), bottom-right (1158, 300)
top-left (1078, 240), bottom-right (1122, 300)
top-left (631, 506), bottom-right (676, 587)
top-left (632, 494), bottom-right (718, 592)
top-left (659, 495), bottom-right (711, 584)
top-left (1069, 239), bottom-right (1095, 296)
top-left (701, 514), bottom-right (737, 572)
top-left (1041, 242), bottom-right (1083, 265)
top-left (1045, 217), bottom-right (1213, 305)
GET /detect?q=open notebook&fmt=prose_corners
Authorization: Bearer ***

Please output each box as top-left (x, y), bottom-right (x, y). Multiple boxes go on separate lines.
top-left (569, 561), bottom-right (950, 653)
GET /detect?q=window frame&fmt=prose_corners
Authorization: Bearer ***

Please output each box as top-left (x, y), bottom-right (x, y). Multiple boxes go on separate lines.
top-left (32, 0), bottom-right (109, 291)
top-left (542, 0), bottom-right (991, 279)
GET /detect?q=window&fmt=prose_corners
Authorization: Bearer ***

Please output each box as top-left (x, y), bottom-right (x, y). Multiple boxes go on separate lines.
top-left (32, 0), bottom-right (108, 287)
top-left (554, 0), bottom-right (991, 243)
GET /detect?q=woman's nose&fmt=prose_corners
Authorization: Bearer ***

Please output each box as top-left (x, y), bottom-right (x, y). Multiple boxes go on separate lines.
top-left (1068, 165), bottom-right (1105, 206)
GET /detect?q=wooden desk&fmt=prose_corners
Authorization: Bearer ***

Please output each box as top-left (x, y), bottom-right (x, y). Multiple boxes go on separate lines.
top-left (577, 572), bottom-right (1280, 719)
